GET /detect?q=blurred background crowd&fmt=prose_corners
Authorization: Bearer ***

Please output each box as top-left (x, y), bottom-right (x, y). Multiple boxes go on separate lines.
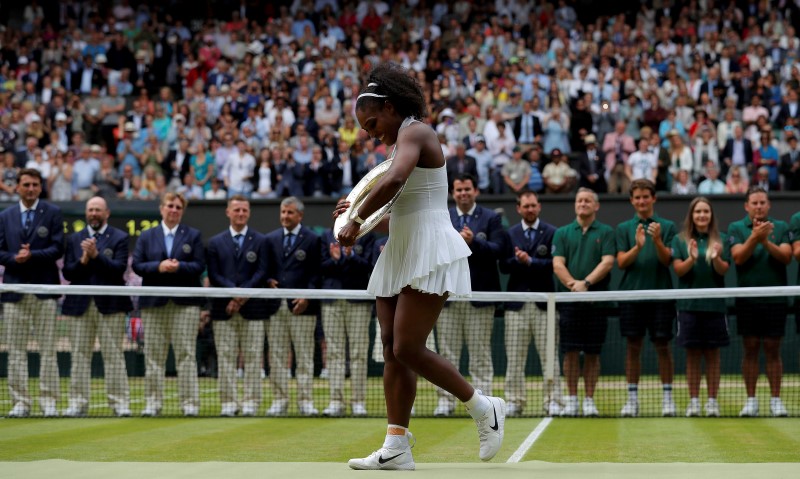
top-left (2, 0), bottom-right (800, 203)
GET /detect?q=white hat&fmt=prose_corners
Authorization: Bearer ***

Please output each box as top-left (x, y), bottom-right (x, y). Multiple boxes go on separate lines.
top-left (29, 113), bottom-right (41, 123)
top-left (18, 56), bottom-right (28, 65)
top-left (55, 112), bottom-right (68, 122)
top-left (439, 108), bottom-right (455, 118)
top-left (173, 113), bottom-right (186, 122)
top-left (583, 134), bottom-right (597, 145)
top-left (90, 144), bottom-right (102, 153)
top-left (95, 53), bottom-right (107, 64)
top-left (124, 121), bottom-right (137, 132)
top-left (247, 41), bottom-right (264, 55)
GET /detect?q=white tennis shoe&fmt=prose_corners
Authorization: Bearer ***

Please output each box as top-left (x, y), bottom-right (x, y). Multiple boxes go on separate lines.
top-left (475, 395), bottom-right (505, 461)
top-left (348, 432), bottom-right (416, 470)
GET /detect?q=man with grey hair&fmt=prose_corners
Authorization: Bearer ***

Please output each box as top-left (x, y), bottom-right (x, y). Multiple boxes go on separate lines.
top-left (263, 197), bottom-right (323, 416)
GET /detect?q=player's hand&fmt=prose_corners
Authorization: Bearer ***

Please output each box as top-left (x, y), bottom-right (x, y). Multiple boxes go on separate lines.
top-left (337, 221), bottom-right (360, 247)
top-left (332, 200), bottom-right (350, 220)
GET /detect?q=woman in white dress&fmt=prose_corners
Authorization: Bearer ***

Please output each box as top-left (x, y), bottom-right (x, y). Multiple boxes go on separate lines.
top-left (336, 62), bottom-right (505, 470)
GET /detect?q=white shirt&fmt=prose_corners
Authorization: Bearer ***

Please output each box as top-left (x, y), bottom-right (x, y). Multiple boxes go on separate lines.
top-left (627, 151), bottom-right (657, 180)
top-left (161, 222), bottom-right (179, 238)
top-left (229, 226), bottom-right (248, 241)
top-left (224, 150), bottom-right (255, 189)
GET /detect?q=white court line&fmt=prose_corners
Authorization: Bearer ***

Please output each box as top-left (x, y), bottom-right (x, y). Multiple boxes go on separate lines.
top-left (506, 417), bottom-right (552, 463)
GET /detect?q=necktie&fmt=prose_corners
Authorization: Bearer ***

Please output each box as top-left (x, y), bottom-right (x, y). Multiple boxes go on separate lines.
top-left (233, 234), bottom-right (242, 256)
top-left (459, 215), bottom-right (468, 229)
top-left (525, 228), bottom-right (535, 247)
top-left (23, 210), bottom-right (33, 232)
top-left (284, 232), bottom-right (294, 252)
top-left (165, 232), bottom-right (174, 255)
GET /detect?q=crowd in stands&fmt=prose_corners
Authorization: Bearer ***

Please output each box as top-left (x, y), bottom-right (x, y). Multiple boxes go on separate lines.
top-left (4, 1), bottom-right (800, 203)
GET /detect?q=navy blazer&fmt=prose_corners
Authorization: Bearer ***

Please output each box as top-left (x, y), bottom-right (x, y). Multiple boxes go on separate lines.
top-left (320, 228), bottom-right (374, 303)
top-left (372, 236), bottom-right (388, 266)
top-left (206, 228), bottom-right (279, 321)
top-left (132, 224), bottom-right (205, 308)
top-left (264, 225), bottom-right (322, 315)
top-left (62, 226), bottom-right (133, 315)
top-left (0, 201), bottom-right (64, 302)
top-left (448, 205), bottom-right (504, 307)
top-left (499, 220), bottom-right (557, 311)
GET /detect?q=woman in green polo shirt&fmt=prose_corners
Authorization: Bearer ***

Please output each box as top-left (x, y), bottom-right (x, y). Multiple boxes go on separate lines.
top-left (671, 197), bottom-right (730, 417)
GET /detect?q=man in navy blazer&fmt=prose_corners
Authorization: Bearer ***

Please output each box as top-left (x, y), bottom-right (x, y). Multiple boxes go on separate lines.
top-left (62, 196), bottom-right (132, 417)
top-left (319, 220), bottom-right (375, 417)
top-left (499, 190), bottom-right (563, 417)
top-left (206, 195), bottom-right (276, 417)
top-left (434, 174), bottom-right (504, 416)
top-left (0, 168), bottom-right (64, 417)
top-left (132, 193), bottom-right (205, 417)
top-left (263, 196), bottom-right (322, 416)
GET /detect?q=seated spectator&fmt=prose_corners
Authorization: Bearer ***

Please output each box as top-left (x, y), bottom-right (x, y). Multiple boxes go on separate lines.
top-left (725, 165), bottom-right (750, 194)
top-left (501, 146), bottom-right (530, 194)
top-left (466, 136), bottom-right (493, 194)
top-left (693, 127), bottom-right (720, 180)
top-left (204, 177), bottom-right (227, 199)
top-left (668, 130), bottom-right (695, 180)
top-left (755, 129), bottom-right (780, 190)
top-left (626, 138), bottom-right (658, 184)
top-left (124, 175), bottom-right (150, 200)
top-left (780, 134), bottom-right (800, 190)
top-left (754, 166), bottom-right (773, 191)
top-left (252, 148), bottom-right (277, 199)
top-left (304, 146), bottom-right (327, 197)
top-left (542, 148), bottom-right (577, 194)
top-left (338, 115), bottom-right (359, 147)
top-left (0, 150), bottom-right (18, 200)
top-left (176, 172), bottom-right (204, 200)
top-left (190, 143), bottom-right (215, 194)
top-left (672, 169), bottom-right (697, 195)
top-left (92, 153), bottom-right (120, 199)
top-left (698, 162), bottom-right (726, 195)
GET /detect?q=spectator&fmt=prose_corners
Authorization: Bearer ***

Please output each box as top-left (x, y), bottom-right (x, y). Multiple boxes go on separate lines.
top-left (694, 127), bottom-right (720, 179)
top-left (500, 191), bottom-right (563, 417)
top-left (0, 169), bottom-right (64, 417)
top-left (672, 169), bottom-right (698, 195)
top-left (501, 146), bottom-right (530, 194)
top-left (434, 174), bottom-right (503, 416)
top-left (224, 140), bottom-right (256, 197)
top-left (626, 138), bottom-right (658, 184)
top-left (603, 120), bottom-right (636, 194)
top-left (190, 143), bottom-right (215, 194)
top-left (329, 139), bottom-right (359, 196)
top-left (204, 177), bottom-right (227, 200)
top-left (780, 134), bottom-right (800, 190)
top-left (671, 197), bottom-right (730, 417)
top-left (698, 162), bottom-right (727, 195)
top-left (252, 148), bottom-right (278, 199)
top-left (542, 148), bottom-right (576, 194)
top-left (206, 196), bottom-right (274, 416)
top-left (722, 125), bottom-right (754, 178)
top-left (575, 134), bottom-right (607, 193)
top-left (446, 143), bottom-right (478, 188)
top-left (0, 150), bottom-right (19, 200)
top-left (73, 146), bottom-right (100, 200)
top-left (616, 179), bottom-right (677, 417)
top-left (466, 136), bottom-right (493, 194)
top-left (62, 196), bottom-right (132, 417)
top-left (725, 165), bottom-right (750, 194)
top-left (755, 129), bottom-right (780, 190)
top-left (552, 188), bottom-right (615, 417)
top-left (728, 187), bottom-right (792, 417)
top-left (263, 197), bottom-right (322, 417)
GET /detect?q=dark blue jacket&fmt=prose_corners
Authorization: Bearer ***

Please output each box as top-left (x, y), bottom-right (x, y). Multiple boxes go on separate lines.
top-left (320, 228), bottom-right (374, 303)
top-left (206, 228), bottom-right (278, 320)
top-left (0, 201), bottom-right (64, 302)
top-left (62, 226), bottom-right (133, 315)
top-left (132, 224), bottom-right (205, 308)
top-left (264, 225), bottom-right (322, 315)
top-left (499, 220), bottom-right (557, 311)
top-left (448, 204), bottom-right (504, 307)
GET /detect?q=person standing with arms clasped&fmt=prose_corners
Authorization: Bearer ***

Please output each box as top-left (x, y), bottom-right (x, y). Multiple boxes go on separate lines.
top-left (671, 197), bottom-right (730, 417)
top-left (616, 179), bottom-right (677, 417)
top-left (206, 195), bottom-right (275, 417)
top-left (336, 62), bottom-right (505, 470)
top-left (62, 196), bottom-right (132, 417)
top-left (132, 193), bottom-right (205, 417)
top-left (552, 188), bottom-right (615, 417)
top-left (0, 168), bottom-right (64, 417)
top-left (320, 199), bottom-right (376, 417)
top-left (728, 187), bottom-right (792, 417)
top-left (434, 173), bottom-right (503, 417)
top-left (499, 190), bottom-right (564, 417)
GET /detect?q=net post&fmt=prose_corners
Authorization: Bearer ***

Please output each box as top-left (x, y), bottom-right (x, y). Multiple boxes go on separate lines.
top-left (544, 293), bottom-right (557, 405)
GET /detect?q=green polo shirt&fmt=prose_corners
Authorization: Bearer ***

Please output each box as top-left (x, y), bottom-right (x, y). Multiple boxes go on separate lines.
top-left (791, 212), bottom-right (800, 284)
top-left (552, 219), bottom-right (616, 293)
top-left (671, 233), bottom-right (729, 313)
top-left (727, 215), bottom-right (790, 304)
top-left (616, 213), bottom-right (676, 290)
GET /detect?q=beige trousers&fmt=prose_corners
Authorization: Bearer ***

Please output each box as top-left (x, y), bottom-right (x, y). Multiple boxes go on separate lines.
top-left (268, 302), bottom-right (316, 403)
top-left (214, 314), bottom-right (265, 409)
top-left (321, 300), bottom-right (372, 404)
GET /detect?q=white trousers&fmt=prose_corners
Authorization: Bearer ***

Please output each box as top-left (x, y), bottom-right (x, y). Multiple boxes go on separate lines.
top-left (436, 302), bottom-right (495, 405)
top-left (504, 303), bottom-right (563, 411)
top-left (141, 303), bottom-right (200, 409)
top-left (268, 302), bottom-right (316, 403)
top-left (214, 314), bottom-right (265, 408)
top-left (321, 300), bottom-right (372, 404)
top-left (4, 295), bottom-right (59, 409)
top-left (68, 301), bottom-right (129, 410)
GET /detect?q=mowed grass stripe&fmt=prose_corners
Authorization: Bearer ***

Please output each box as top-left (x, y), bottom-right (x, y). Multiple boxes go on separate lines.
top-left (525, 418), bottom-right (800, 462)
top-left (0, 418), bottom-right (542, 463)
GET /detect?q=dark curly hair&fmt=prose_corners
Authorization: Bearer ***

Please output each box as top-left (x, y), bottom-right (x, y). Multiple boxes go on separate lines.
top-left (356, 62), bottom-right (427, 120)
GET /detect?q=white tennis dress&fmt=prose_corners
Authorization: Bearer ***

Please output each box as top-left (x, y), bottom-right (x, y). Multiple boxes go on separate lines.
top-left (367, 118), bottom-right (472, 298)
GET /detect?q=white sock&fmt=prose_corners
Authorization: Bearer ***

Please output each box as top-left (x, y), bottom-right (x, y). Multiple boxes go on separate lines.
top-left (690, 397), bottom-right (700, 406)
top-left (464, 390), bottom-right (490, 420)
top-left (383, 425), bottom-right (409, 449)
top-left (568, 395), bottom-right (579, 404)
top-left (627, 384), bottom-right (638, 402)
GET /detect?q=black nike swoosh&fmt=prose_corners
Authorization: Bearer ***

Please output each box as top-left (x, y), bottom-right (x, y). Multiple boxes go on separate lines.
top-left (378, 452), bottom-right (404, 464)
top-left (490, 405), bottom-right (499, 431)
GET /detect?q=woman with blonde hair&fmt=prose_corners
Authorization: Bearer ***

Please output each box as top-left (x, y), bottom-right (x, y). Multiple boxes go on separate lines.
top-left (671, 197), bottom-right (730, 417)
top-left (725, 165), bottom-right (749, 194)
